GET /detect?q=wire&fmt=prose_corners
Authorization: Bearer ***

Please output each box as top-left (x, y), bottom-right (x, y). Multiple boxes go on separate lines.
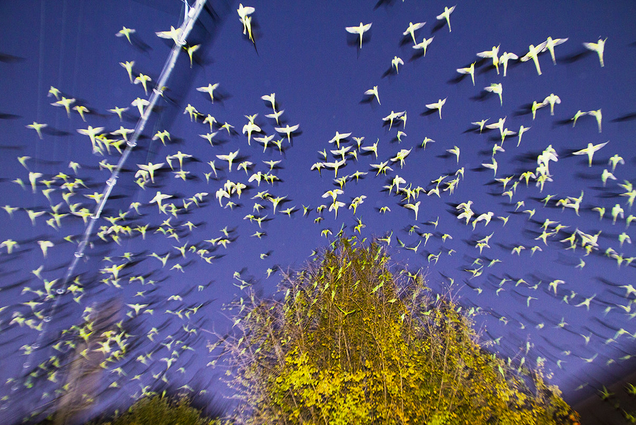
top-left (1, 0), bottom-right (209, 421)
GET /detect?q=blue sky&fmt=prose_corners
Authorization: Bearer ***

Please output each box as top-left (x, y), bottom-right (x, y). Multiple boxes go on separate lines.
top-left (0, 0), bottom-right (635, 421)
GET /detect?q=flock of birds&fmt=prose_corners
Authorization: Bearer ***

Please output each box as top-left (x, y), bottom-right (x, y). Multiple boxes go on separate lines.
top-left (0, 1), bottom-right (634, 421)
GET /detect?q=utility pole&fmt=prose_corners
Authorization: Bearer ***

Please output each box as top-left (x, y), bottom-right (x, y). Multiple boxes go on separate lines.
top-left (53, 299), bottom-right (121, 425)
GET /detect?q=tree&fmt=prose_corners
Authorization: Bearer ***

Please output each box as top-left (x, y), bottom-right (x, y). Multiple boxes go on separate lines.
top-left (215, 236), bottom-right (580, 424)
top-left (86, 394), bottom-right (217, 425)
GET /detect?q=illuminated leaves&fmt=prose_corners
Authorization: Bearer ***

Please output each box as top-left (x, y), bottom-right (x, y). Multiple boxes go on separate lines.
top-left (217, 237), bottom-right (578, 423)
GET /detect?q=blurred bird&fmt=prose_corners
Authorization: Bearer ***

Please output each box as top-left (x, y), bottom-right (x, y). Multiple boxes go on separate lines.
top-left (391, 56), bottom-right (404, 73)
top-left (382, 111), bottom-right (405, 130)
top-left (436, 5), bottom-right (456, 32)
top-left (237, 4), bottom-right (256, 42)
top-left (116, 26), bottom-right (135, 44)
top-left (520, 41), bottom-right (548, 75)
top-left (217, 150), bottom-right (240, 172)
top-left (77, 126), bottom-right (105, 153)
top-left (132, 97), bottom-right (149, 117)
top-left (425, 98), bottom-right (447, 118)
top-left (403, 22), bottom-right (426, 44)
top-left (108, 106), bottom-right (129, 121)
top-left (184, 44), bottom-right (200, 67)
top-left (51, 96), bottom-right (75, 117)
top-left (446, 146), bottom-right (460, 163)
top-left (485, 83), bottom-right (503, 106)
top-left (543, 36), bottom-right (568, 64)
top-left (346, 22), bottom-right (372, 48)
top-left (26, 122), bottom-right (47, 139)
top-left (572, 141), bottom-right (609, 167)
top-left (275, 123), bottom-right (300, 143)
top-left (48, 86), bottom-right (61, 100)
top-left (403, 201), bottom-right (421, 221)
top-left (137, 162), bottom-right (164, 183)
top-left (499, 52), bottom-right (518, 77)
top-left (571, 110), bottom-right (587, 127)
top-left (156, 26), bottom-right (182, 45)
top-left (119, 61), bottom-right (135, 83)
top-left (588, 109), bottom-right (603, 133)
top-left (364, 86), bottom-right (381, 105)
top-left (583, 37), bottom-right (607, 67)
top-left (477, 45), bottom-right (500, 74)
top-left (197, 83), bottom-right (220, 102)
top-left (543, 93), bottom-right (561, 115)
top-left (456, 62), bottom-right (475, 85)
top-left (413, 36), bottom-right (434, 56)
top-left (608, 154), bottom-right (624, 172)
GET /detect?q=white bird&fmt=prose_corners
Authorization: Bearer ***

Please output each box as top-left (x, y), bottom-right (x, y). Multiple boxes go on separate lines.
top-left (543, 37), bottom-right (568, 65)
top-left (242, 120), bottom-right (261, 145)
top-left (477, 45), bottom-right (500, 74)
top-left (134, 73), bottom-right (152, 95)
top-left (543, 93), bottom-right (561, 116)
top-left (156, 26), bottom-right (182, 45)
top-left (265, 109), bottom-right (285, 125)
top-left (382, 111), bottom-right (405, 129)
top-left (199, 132), bottom-right (218, 146)
top-left (436, 5), bottom-right (456, 32)
top-left (446, 146), bottom-right (460, 163)
top-left (328, 131), bottom-right (352, 148)
top-left (196, 83), bottom-right (220, 102)
top-left (391, 56), bottom-right (404, 73)
top-left (531, 100), bottom-right (547, 120)
top-left (274, 124), bottom-right (300, 143)
top-left (572, 141), bottom-right (609, 167)
top-left (499, 128), bottom-right (516, 144)
top-left (345, 22), bottom-right (372, 48)
top-left (520, 41), bottom-right (548, 75)
top-left (413, 36), bottom-right (434, 56)
top-left (390, 148), bottom-right (412, 168)
top-left (364, 86), bottom-right (381, 105)
top-left (486, 116), bottom-right (506, 133)
top-left (217, 150), bottom-right (240, 172)
top-left (583, 37), bottom-right (607, 67)
top-left (485, 83), bottom-right (503, 106)
top-left (237, 4), bottom-right (256, 42)
top-left (51, 96), bottom-right (75, 117)
top-left (403, 22), bottom-right (426, 44)
top-left (137, 162), bottom-right (164, 183)
top-left (254, 134), bottom-right (275, 152)
top-left (116, 27), bottom-right (136, 44)
top-left (38, 240), bottom-right (54, 258)
top-left (403, 201), bottom-right (421, 221)
top-left (588, 109), bottom-right (603, 133)
top-left (425, 98), bottom-right (447, 119)
top-left (608, 154), bottom-right (625, 172)
top-left (456, 62), bottom-right (475, 85)
top-left (571, 110), bottom-right (587, 127)
top-left (325, 159), bottom-right (347, 178)
top-left (77, 126), bottom-right (105, 153)
top-left (361, 139), bottom-right (379, 158)
top-left (26, 122), bottom-right (48, 139)
top-left (471, 119), bottom-right (489, 133)
top-left (472, 212), bottom-right (494, 229)
top-left (499, 52), bottom-right (518, 77)
top-left (517, 125), bottom-right (531, 147)
top-left (131, 97), bottom-right (149, 117)
top-left (482, 158), bottom-right (498, 177)
top-left (237, 4), bottom-right (255, 22)
top-left (119, 61), bottom-right (135, 83)
top-left (261, 93), bottom-right (277, 110)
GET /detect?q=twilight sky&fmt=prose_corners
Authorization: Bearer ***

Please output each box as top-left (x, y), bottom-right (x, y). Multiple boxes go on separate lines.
top-left (0, 0), bottom-right (635, 421)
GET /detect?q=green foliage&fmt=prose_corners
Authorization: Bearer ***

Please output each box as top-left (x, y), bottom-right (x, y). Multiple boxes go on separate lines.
top-left (89, 394), bottom-right (217, 425)
top-left (218, 236), bottom-right (579, 424)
